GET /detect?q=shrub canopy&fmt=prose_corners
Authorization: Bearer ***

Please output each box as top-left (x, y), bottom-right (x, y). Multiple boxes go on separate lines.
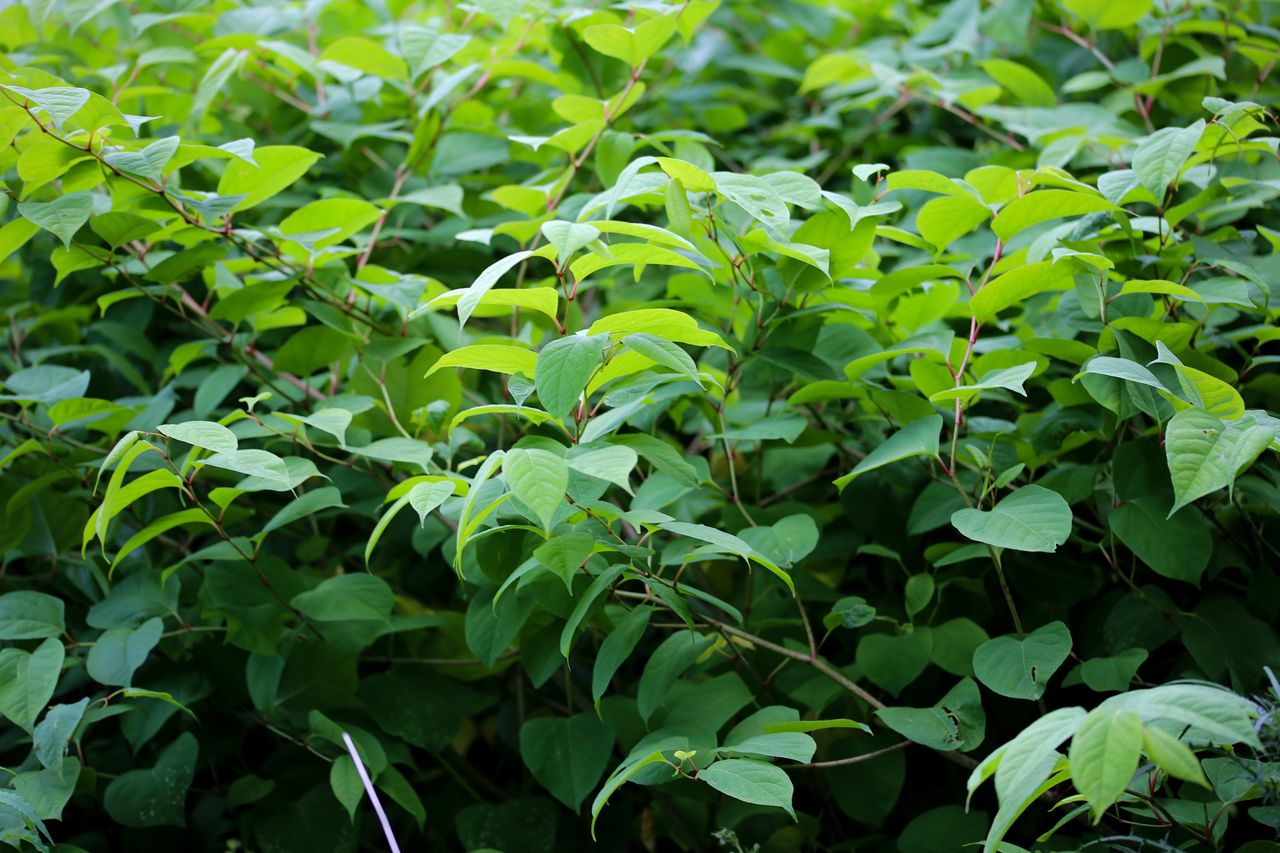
top-left (1, 0), bottom-right (1279, 851)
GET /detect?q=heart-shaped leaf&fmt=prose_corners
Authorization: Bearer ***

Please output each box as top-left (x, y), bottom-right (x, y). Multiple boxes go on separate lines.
top-left (519, 713), bottom-right (614, 811)
top-left (951, 485), bottom-right (1072, 552)
top-left (973, 621), bottom-right (1073, 700)
top-left (103, 732), bottom-right (198, 827)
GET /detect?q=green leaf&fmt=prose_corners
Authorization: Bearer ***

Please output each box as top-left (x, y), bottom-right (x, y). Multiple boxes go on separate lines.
top-left (916, 194), bottom-right (991, 250)
top-left (111, 508), bottom-right (213, 572)
top-left (426, 344), bottom-right (538, 378)
top-left (1141, 725), bottom-right (1209, 787)
top-left (533, 532), bottom-right (594, 590)
top-left (103, 732), bottom-right (197, 828)
top-left (536, 334), bottom-right (609, 418)
top-left (931, 362), bottom-right (1036, 403)
top-left (951, 485), bottom-right (1072, 553)
top-left (0, 85), bottom-right (89, 132)
top-left (0, 591), bottom-right (65, 640)
top-left (261, 487), bottom-right (347, 537)
top-left (541, 220), bottom-right (600, 265)
top-left (970, 261), bottom-right (1073, 322)
top-left (622, 333), bottom-right (700, 381)
top-left (199, 449), bottom-right (292, 487)
top-left (279, 198), bottom-right (382, 249)
top-left (588, 308), bottom-right (730, 350)
top-left (582, 15), bottom-right (677, 67)
top-left (503, 448), bottom-right (568, 531)
top-left (590, 749), bottom-right (671, 838)
top-left (980, 59), bottom-right (1056, 107)
top-left (591, 606), bottom-right (651, 707)
top-left (736, 514), bottom-right (819, 568)
top-left (1080, 649), bottom-right (1148, 693)
top-left (1132, 120), bottom-right (1206, 197)
top-left (158, 421), bottom-right (238, 455)
top-left (216, 145), bottom-right (322, 212)
top-left (637, 631), bottom-right (714, 720)
top-left (329, 755), bottom-right (362, 820)
top-left (0, 639), bottom-right (65, 733)
top-left (1063, 0), bottom-right (1152, 27)
top-left (457, 251), bottom-right (536, 326)
top-left (400, 23), bottom-right (470, 79)
top-left (973, 621), bottom-right (1073, 700)
top-left (18, 192), bottom-right (95, 249)
top-left (698, 759), bottom-right (795, 818)
top-left (292, 575), bottom-right (394, 624)
top-left (659, 521), bottom-right (793, 592)
top-left (990, 191), bottom-right (1117, 240)
top-left (33, 699), bottom-right (89, 776)
top-left (1068, 707), bottom-right (1142, 821)
top-left (1164, 407), bottom-right (1275, 513)
top-left (835, 414), bottom-right (941, 489)
top-left (1098, 683), bottom-right (1260, 748)
top-left (719, 733), bottom-right (816, 763)
top-left (566, 444), bottom-right (638, 493)
top-left (1109, 498), bottom-right (1211, 583)
top-left (102, 136), bottom-right (181, 183)
top-left (714, 173), bottom-right (790, 233)
top-left (519, 714), bottom-right (614, 811)
top-left (86, 617), bottom-right (163, 687)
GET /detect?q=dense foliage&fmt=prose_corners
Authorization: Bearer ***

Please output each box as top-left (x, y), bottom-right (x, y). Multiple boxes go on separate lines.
top-left (2, 0), bottom-right (1279, 850)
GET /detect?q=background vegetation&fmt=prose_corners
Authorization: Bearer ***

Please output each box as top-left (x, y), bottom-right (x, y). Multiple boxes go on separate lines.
top-left (1, 0), bottom-right (1279, 851)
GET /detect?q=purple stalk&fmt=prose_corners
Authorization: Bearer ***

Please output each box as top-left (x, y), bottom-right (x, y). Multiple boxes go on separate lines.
top-left (341, 731), bottom-right (402, 853)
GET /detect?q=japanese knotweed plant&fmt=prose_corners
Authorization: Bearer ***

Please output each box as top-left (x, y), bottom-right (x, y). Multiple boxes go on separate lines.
top-left (1, 0), bottom-right (1279, 851)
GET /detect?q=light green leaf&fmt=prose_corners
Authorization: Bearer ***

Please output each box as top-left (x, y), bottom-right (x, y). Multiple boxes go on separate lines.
top-left (590, 750), bottom-right (670, 839)
top-left (199, 449), bottom-right (291, 487)
top-left (698, 759), bottom-right (795, 818)
top-left (1063, 0), bottom-right (1153, 27)
top-left (18, 192), bottom-right (95, 250)
top-left (102, 136), bottom-right (180, 183)
top-left (217, 145), bottom-right (322, 212)
top-left (1133, 120), bottom-right (1206, 197)
top-left (158, 421), bottom-right (238, 455)
top-left (536, 334), bottom-right (609, 417)
top-left (567, 445), bottom-right (638, 493)
top-left (86, 618), bottom-right (162, 687)
top-left (1, 85), bottom-right (89, 132)
top-left (991, 191), bottom-right (1118, 240)
top-left (427, 343), bottom-right (537, 376)
top-left (719, 733), bottom-right (816, 763)
top-left (541, 220), bottom-right (600, 265)
top-left (503, 448), bottom-right (568, 531)
top-left (457, 251), bottom-right (535, 326)
top-left (713, 173), bottom-right (790, 233)
top-left (970, 261), bottom-right (1073, 322)
top-left (0, 639), bottom-right (65, 733)
top-left (951, 485), bottom-right (1072, 552)
top-left (582, 15), bottom-right (677, 67)
top-left (399, 23), bottom-right (470, 79)
top-left (1141, 725), bottom-right (1208, 787)
top-left (1164, 408), bottom-right (1275, 513)
top-left (1068, 707), bottom-right (1142, 821)
top-left (917, 194), bottom-right (991, 250)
